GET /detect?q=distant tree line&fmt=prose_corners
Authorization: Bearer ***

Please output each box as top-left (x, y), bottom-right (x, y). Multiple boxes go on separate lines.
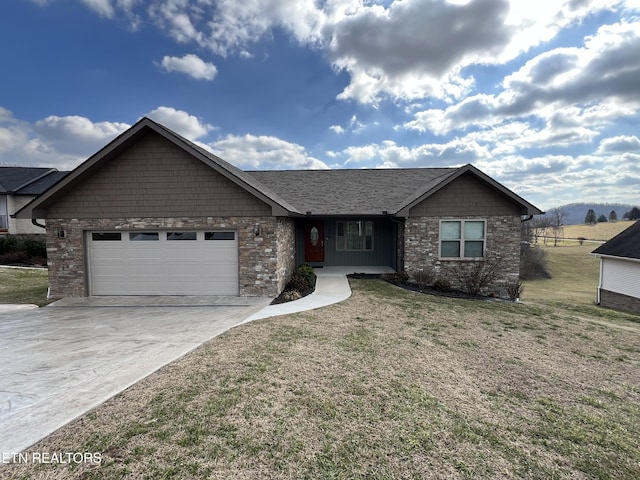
top-left (584, 207), bottom-right (639, 224)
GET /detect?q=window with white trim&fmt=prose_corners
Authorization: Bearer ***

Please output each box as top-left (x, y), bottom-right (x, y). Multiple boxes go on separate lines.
top-left (0, 195), bottom-right (7, 230)
top-left (440, 220), bottom-right (485, 259)
top-left (336, 220), bottom-right (373, 251)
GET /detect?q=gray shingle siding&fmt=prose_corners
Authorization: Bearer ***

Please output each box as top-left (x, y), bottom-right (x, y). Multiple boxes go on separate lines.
top-left (45, 134), bottom-right (271, 219)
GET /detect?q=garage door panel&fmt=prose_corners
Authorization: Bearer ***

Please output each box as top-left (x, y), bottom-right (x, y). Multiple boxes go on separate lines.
top-left (88, 231), bottom-right (239, 295)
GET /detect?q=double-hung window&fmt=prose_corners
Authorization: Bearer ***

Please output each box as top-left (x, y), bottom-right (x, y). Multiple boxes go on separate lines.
top-left (0, 195), bottom-right (7, 230)
top-left (336, 220), bottom-right (373, 251)
top-left (440, 220), bottom-right (485, 259)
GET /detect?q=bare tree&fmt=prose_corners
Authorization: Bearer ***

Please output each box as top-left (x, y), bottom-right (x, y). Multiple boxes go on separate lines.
top-left (548, 207), bottom-right (567, 246)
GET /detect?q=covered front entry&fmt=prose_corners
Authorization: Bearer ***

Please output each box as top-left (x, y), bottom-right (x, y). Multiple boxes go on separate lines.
top-left (304, 221), bottom-right (325, 262)
top-left (87, 230), bottom-right (239, 295)
top-left (297, 217), bottom-right (399, 270)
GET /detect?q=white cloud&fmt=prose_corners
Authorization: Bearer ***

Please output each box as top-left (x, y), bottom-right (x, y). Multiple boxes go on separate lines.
top-left (158, 54), bottom-right (218, 80)
top-left (144, 107), bottom-right (214, 140)
top-left (0, 109), bottom-right (114, 169)
top-left (597, 135), bottom-right (640, 153)
top-left (342, 137), bottom-right (489, 168)
top-left (33, 115), bottom-right (130, 155)
top-left (81, 0), bottom-right (115, 17)
top-left (209, 134), bottom-right (329, 170)
top-left (328, 115), bottom-right (368, 135)
top-left (404, 19), bottom-right (640, 147)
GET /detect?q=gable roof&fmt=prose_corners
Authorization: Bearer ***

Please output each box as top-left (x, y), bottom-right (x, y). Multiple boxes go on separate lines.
top-left (0, 167), bottom-right (67, 195)
top-left (249, 164), bottom-right (542, 216)
top-left (395, 163), bottom-right (542, 217)
top-left (16, 117), bottom-right (301, 218)
top-left (15, 117), bottom-right (542, 219)
top-left (592, 221), bottom-right (640, 260)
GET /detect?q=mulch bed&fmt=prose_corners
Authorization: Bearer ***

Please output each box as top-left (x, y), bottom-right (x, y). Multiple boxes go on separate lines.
top-left (347, 273), bottom-right (505, 301)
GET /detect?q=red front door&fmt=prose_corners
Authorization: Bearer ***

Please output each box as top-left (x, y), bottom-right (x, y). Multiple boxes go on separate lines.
top-left (304, 222), bottom-right (324, 263)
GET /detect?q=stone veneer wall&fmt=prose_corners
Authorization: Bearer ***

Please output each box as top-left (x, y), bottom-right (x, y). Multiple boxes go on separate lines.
top-left (599, 289), bottom-right (640, 314)
top-left (404, 215), bottom-right (521, 297)
top-left (275, 217), bottom-right (297, 294)
top-left (45, 216), bottom-right (296, 298)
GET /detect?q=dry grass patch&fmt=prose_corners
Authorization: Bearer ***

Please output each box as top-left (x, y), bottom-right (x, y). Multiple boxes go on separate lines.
top-left (563, 220), bottom-right (635, 242)
top-left (3, 280), bottom-right (640, 479)
top-left (523, 244), bottom-right (600, 306)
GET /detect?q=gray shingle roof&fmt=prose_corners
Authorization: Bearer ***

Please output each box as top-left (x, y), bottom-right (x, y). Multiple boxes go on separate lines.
top-left (248, 168), bottom-right (456, 215)
top-left (0, 167), bottom-right (67, 194)
top-left (592, 221), bottom-right (640, 260)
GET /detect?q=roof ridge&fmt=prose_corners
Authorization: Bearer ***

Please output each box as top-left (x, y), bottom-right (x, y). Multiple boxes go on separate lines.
top-left (13, 168), bottom-right (59, 194)
top-left (248, 166), bottom-right (457, 173)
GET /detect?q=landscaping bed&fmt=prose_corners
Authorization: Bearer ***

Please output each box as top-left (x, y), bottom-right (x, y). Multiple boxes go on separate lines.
top-left (349, 272), bottom-right (508, 301)
top-left (0, 234), bottom-right (47, 267)
top-left (270, 264), bottom-right (316, 304)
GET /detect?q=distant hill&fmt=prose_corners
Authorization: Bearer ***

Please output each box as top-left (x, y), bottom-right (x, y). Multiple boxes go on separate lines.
top-left (547, 203), bottom-right (635, 225)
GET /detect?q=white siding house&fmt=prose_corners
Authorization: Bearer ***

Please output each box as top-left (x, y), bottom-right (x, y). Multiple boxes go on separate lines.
top-left (592, 221), bottom-right (640, 314)
top-left (0, 168), bottom-right (67, 234)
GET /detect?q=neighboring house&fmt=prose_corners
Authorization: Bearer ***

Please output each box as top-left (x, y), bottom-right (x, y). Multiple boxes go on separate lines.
top-left (0, 167), bottom-right (68, 234)
top-left (591, 221), bottom-right (640, 314)
top-left (16, 117), bottom-right (542, 298)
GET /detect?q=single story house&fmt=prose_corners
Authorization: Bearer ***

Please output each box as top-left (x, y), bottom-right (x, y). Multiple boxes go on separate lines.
top-left (16, 117), bottom-right (542, 298)
top-left (592, 221), bottom-right (640, 313)
top-left (1, 167), bottom-right (67, 234)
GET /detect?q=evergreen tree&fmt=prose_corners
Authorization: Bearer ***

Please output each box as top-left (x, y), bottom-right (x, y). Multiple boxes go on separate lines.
top-left (609, 210), bottom-right (617, 222)
top-left (623, 207), bottom-right (640, 220)
top-left (584, 208), bottom-right (597, 224)
top-left (597, 214), bottom-right (607, 223)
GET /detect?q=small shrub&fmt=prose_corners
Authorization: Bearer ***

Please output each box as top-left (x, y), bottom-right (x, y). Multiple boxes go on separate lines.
top-left (433, 278), bottom-right (451, 292)
top-left (297, 264), bottom-right (316, 289)
top-left (0, 235), bottom-right (18, 254)
top-left (520, 243), bottom-right (551, 280)
top-left (288, 272), bottom-right (310, 292)
top-left (456, 258), bottom-right (502, 295)
top-left (506, 279), bottom-right (525, 301)
top-left (24, 237), bottom-right (47, 257)
top-left (412, 269), bottom-right (435, 289)
top-left (286, 264), bottom-right (317, 293)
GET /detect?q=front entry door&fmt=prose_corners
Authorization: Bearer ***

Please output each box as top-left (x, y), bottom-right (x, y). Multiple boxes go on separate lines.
top-left (304, 222), bottom-right (325, 263)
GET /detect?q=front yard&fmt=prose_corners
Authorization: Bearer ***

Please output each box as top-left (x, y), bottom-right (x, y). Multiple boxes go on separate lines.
top-left (3, 278), bottom-right (639, 479)
top-left (0, 267), bottom-right (49, 306)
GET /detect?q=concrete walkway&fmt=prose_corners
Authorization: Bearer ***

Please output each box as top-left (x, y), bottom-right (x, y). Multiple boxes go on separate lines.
top-left (245, 266), bottom-right (395, 322)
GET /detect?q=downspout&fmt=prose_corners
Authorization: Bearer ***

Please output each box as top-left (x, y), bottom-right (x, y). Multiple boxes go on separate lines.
top-left (32, 218), bottom-right (46, 229)
top-left (596, 257), bottom-right (603, 305)
top-left (521, 214), bottom-right (534, 223)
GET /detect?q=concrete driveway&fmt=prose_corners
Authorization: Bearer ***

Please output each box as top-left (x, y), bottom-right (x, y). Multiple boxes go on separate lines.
top-left (0, 296), bottom-right (270, 455)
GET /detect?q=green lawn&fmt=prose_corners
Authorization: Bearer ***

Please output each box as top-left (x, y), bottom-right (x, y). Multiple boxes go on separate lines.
top-left (0, 266), bottom-right (50, 306)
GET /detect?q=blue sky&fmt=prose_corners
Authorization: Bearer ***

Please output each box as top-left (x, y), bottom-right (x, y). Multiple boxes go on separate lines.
top-left (1, 0), bottom-right (639, 210)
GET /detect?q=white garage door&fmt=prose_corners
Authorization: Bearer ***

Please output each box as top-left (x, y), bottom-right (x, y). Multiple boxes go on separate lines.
top-left (88, 230), bottom-right (238, 295)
